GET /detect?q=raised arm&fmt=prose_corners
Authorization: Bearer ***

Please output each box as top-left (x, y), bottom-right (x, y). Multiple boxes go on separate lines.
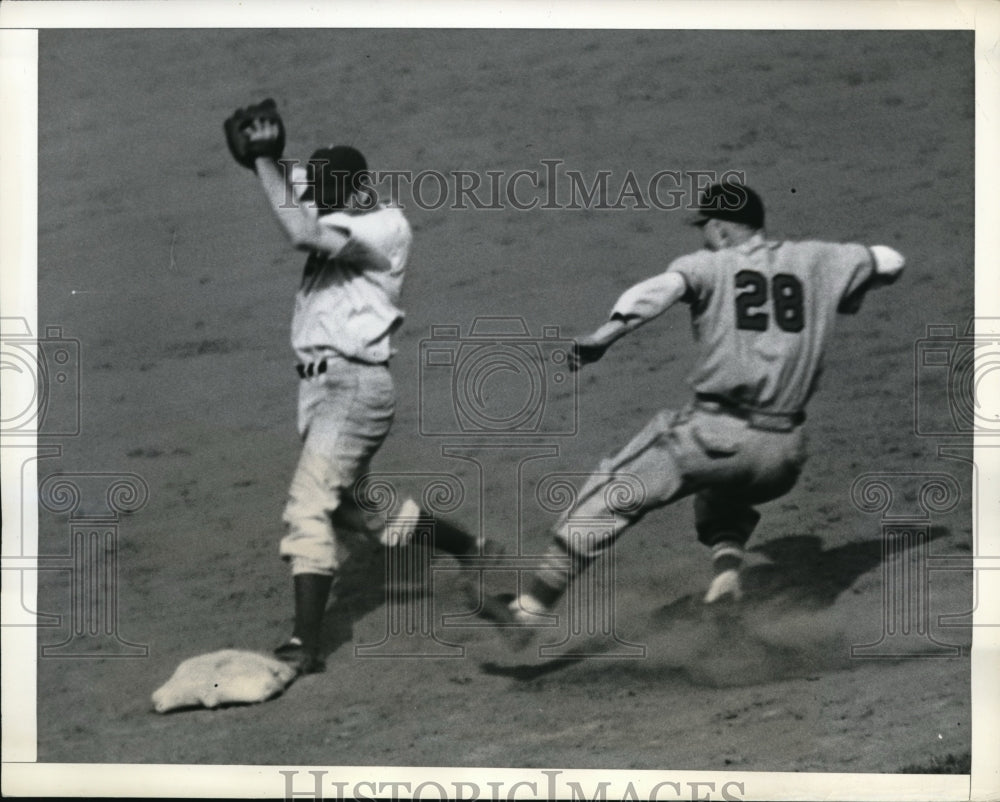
top-left (223, 100), bottom-right (349, 257)
top-left (569, 271), bottom-right (687, 371)
top-left (251, 137), bottom-right (350, 257)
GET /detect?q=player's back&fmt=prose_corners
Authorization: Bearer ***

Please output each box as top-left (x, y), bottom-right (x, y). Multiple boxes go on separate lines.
top-left (669, 237), bottom-right (873, 413)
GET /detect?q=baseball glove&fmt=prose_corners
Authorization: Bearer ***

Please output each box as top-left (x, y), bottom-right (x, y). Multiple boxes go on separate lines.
top-left (223, 98), bottom-right (286, 170)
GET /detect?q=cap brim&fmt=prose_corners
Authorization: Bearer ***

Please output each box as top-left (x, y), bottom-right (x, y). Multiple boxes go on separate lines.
top-left (686, 212), bottom-right (711, 227)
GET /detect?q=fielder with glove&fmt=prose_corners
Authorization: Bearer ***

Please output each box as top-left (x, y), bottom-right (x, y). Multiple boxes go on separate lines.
top-left (223, 99), bottom-right (431, 675)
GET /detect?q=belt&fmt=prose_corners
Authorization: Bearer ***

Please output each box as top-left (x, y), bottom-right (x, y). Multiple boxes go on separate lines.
top-left (693, 393), bottom-right (805, 432)
top-left (296, 355), bottom-right (388, 379)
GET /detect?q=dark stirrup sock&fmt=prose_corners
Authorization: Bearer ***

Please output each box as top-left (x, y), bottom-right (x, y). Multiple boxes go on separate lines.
top-left (291, 572), bottom-right (334, 655)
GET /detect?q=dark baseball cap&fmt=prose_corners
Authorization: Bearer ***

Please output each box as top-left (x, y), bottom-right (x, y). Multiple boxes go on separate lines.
top-left (304, 145), bottom-right (368, 210)
top-left (689, 182), bottom-right (765, 229)
top-left (310, 145), bottom-right (367, 178)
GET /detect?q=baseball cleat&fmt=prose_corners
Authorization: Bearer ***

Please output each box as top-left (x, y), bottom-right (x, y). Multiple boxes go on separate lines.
top-left (378, 496), bottom-right (423, 547)
top-left (478, 593), bottom-right (524, 624)
top-left (273, 637), bottom-right (326, 675)
top-left (477, 593), bottom-right (538, 651)
top-left (703, 568), bottom-right (743, 604)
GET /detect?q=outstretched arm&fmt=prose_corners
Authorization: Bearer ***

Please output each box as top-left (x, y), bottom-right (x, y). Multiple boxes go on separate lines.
top-left (838, 245), bottom-right (906, 314)
top-left (569, 271), bottom-right (687, 371)
top-left (250, 124), bottom-right (350, 256)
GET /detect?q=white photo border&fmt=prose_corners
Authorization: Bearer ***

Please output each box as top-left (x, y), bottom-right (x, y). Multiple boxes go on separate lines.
top-left (2, 2), bottom-right (997, 800)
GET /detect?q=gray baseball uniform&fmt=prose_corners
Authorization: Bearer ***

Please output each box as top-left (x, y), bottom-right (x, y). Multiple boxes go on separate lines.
top-left (551, 235), bottom-right (877, 559)
top-left (494, 185), bottom-right (905, 621)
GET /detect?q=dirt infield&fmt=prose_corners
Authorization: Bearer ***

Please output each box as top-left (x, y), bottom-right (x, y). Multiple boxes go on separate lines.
top-left (31, 28), bottom-right (973, 775)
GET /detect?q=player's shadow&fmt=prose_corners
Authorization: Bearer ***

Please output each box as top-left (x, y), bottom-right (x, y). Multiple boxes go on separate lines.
top-left (483, 527), bottom-right (952, 683)
top-left (751, 525), bottom-right (951, 604)
top-left (316, 516), bottom-right (477, 660)
top-left (653, 525), bottom-right (952, 623)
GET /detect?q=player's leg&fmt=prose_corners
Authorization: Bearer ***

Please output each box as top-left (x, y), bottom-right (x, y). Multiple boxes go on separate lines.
top-left (694, 490), bottom-right (760, 602)
top-left (545, 406), bottom-right (784, 606)
top-left (694, 424), bottom-right (806, 602)
top-left (506, 406), bottom-right (767, 613)
top-left (278, 444), bottom-right (345, 673)
top-left (499, 410), bottom-right (690, 623)
top-left (334, 460), bottom-right (416, 545)
top-left (338, 470), bottom-right (488, 557)
top-left (277, 362), bottom-right (394, 672)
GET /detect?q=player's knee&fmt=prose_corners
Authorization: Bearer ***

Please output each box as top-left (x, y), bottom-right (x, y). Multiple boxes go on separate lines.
top-left (287, 555), bottom-right (336, 576)
top-left (280, 521), bottom-right (341, 574)
top-left (552, 520), bottom-right (616, 561)
top-left (282, 493), bottom-right (337, 532)
top-left (284, 462), bottom-right (345, 531)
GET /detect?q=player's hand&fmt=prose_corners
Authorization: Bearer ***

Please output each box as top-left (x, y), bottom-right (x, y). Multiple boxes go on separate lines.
top-left (569, 334), bottom-right (610, 371)
top-left (245, 117), bottom-right (282, 145)
top-left (223, 98), bottom-right (286, 170)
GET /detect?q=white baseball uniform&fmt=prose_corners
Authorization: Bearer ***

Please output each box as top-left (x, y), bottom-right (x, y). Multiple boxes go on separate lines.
top-left (279, 174), bottom-right (413, 575)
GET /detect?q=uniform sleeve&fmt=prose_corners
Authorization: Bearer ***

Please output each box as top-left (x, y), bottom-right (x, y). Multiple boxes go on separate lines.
top-left (333, 208), bottom-right (412, 274)
top-left (609, 271), bottom-right (680, 322)
top-left (831, 244), bottom-right (877, 315)
top-left (665, 251), bottom-right (714, 309)
top-left (609, 252), bottom-right (708, 323)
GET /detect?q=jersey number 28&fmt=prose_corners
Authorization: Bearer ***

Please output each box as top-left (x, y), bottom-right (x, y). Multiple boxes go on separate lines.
top-left (734, 270), bottom-right (804, 333)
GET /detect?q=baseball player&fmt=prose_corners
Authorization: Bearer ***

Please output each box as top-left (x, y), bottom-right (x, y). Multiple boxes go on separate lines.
top-left (481, 180), bottom-right (905, 638)
top-left (223, 100), bottom-right (467, 674)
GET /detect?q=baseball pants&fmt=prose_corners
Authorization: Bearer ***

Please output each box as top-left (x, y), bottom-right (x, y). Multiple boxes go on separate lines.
top-left (552, 402), bottom-right (807, 559)
top-left (280, 356), bottom-right (395, 575)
